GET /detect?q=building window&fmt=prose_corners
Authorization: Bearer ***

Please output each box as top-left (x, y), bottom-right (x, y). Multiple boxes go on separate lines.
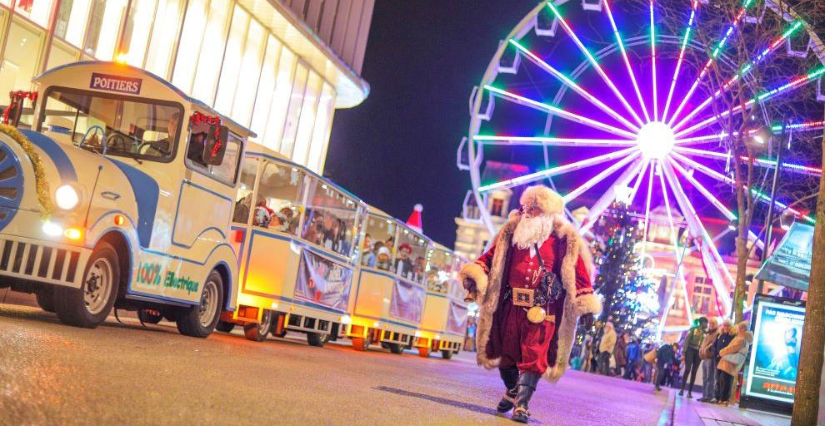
top-left (279, 62), bottom-right (308, 158)
top-left (214, 5), bottom-right (249, 113)
top-left (291, 70), bottom-right (321, 166)
top-left (490, 198), bottom-right (504, 217)
top-left (171, 0), bottom-right (208, 93)
top-left (144, 0), bottom-right (183, 79)
top-left (249, 35), bottom-right (282, 140)
top-left (692, 276), bottom-right (713, 314)
top-left (14, 0), bottom-right (54, 28)
top-left (190, 0), bottom-right (231, 102)
top-left (305, 82), bottom-right (335, 173)
top-left (46, 38), bottom-right (80, 70)
top-left (0, 18), bottom-right (45, 102)
top-left (231, 18), bottom-right (266, 126)
top-left (54, 0), bottom-right (92, 47)
top-left (84, 0), bottom-right (127, 59)
top-left (262, 46), bottom-right (296, 150)
top-left (120, 0), bottom-right (158, 66)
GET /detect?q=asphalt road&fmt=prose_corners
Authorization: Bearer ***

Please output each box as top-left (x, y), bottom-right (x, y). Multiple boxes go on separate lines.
top-left (0, 301), bottom-right (672, 426)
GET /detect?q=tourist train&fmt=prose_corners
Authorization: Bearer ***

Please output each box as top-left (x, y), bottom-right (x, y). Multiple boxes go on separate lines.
top-left (0, 61), bottom-right (469, 357)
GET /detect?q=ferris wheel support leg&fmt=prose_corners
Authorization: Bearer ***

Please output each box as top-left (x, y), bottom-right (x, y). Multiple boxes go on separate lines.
top-left (662, 162), bottom-right (734, 316)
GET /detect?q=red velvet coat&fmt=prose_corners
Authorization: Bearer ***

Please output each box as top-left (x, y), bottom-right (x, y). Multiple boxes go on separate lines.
top-left (460, 212), bottom-right (601, 382)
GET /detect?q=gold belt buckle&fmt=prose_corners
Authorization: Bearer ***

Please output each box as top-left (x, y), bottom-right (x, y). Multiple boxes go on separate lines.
top-left (512, 288), bottom-right (534, 307)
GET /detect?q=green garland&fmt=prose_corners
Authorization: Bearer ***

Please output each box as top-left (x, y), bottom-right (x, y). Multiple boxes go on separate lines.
top-left (0, 124), bottom-right (54, 219)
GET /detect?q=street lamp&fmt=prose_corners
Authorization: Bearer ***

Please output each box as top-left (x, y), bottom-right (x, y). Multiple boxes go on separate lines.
top-left (747, 125), bottom-right (774, 147)
top-left (780, 208), bottom-right (796, 231)
top-left (754, 116), bottom-right (790, 295)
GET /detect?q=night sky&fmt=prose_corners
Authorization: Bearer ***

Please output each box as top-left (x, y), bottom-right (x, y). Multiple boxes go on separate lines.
top-left (325, 0), bottom-right (539, 248)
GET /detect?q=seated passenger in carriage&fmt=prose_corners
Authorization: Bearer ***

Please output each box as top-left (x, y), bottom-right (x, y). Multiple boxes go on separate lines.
top-left (253, 199), bottom-right (273, 227)
top-left (395, 244), bottom-right (414, 279)
top-left (376, 246), bottom-right (392, 271)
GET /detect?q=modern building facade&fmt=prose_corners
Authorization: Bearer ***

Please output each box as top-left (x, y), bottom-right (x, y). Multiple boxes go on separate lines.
top-left (0, 0), bottom-right (373, 173)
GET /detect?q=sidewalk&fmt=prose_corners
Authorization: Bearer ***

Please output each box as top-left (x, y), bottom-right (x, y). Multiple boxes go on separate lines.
top-left (667, 390), bottom-right (790, 426)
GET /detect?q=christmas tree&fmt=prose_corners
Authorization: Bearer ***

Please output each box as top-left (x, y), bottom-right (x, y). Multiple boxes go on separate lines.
top-left (592, 201), bottom-right (658, 340)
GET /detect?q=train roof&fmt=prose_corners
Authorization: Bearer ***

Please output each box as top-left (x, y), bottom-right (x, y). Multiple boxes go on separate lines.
top-left (34, 61), bottom-right (256, 138)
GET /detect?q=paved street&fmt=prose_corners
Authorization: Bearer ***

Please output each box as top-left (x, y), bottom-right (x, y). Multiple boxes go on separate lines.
top-left (0, 299), bottom-right (797, 426)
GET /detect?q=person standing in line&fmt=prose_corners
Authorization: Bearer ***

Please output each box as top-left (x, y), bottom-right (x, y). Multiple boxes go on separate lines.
top-left (624, 338), bottom-right (641, 380)
top-left (679, 317), bottom-right (708, 398)
top-left (598, 322), bottom-right (617, 376)
top-left (715, 321), bottom-right (753, 406)
top-left (698, 317), bottom-right (720, 402)
top-left (654, 342), bottom-right (677, 391)
top-left (709, 319), bottom-right (734, 403)
top-left (614, 332), bottom-right (628, 378)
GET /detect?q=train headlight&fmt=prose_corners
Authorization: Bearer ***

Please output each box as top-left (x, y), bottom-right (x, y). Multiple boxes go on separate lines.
top-left (55, 185), bottom-right (80, 210)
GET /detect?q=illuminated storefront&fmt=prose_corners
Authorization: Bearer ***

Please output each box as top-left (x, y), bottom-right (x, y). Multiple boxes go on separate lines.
top-left (0, 0), bottom-right (372, 173)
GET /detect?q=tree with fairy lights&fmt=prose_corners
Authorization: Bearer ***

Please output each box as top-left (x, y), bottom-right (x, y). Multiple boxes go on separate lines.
top-left (591, 200), bottom-right (655, 337)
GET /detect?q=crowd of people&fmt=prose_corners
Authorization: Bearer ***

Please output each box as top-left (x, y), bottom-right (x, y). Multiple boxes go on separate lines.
top-left (572, 316), bottom-right (753, 406)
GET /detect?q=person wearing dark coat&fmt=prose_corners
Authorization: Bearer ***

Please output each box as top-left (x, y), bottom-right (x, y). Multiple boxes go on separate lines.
top-left (709, 320), bottom-right (735, 403)
top-left (614, 332), bottom-right (628, 377)
top-left (654, 342), bottom-right (678, 391)
top-left (680, 317), bottom-right (708, 398)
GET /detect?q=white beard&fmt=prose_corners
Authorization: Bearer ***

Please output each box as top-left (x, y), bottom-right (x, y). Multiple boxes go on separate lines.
top-left (512, 214), bottom-right (554, 250)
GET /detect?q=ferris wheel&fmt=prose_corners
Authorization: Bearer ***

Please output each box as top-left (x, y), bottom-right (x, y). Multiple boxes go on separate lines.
top-left (460, 0), bottom-right (825, 316)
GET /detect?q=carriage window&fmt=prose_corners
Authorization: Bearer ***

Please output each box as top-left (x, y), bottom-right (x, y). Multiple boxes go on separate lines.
top-left (362, 215), bottom-right (397, 271)
top-left (395, 226), bottom-right (428, 284)
top-left (426, 249), bottom-right (453, 294)
top-left (205, 132), bottom-right (241, 184)
top-left (301, 178), bottom-right (358, 257)
top-left (232, 157), bottom-right (258, 224)
top-left (40, 88), bottom-right (183, 163)
top-left (253, 161), bottom-right (303, 234)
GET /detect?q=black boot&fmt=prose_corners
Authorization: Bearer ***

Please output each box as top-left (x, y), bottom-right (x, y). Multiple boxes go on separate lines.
top-left (496, 367), bottom-right (519, 413)
top-left (511, 372), bottom-right (540, 423)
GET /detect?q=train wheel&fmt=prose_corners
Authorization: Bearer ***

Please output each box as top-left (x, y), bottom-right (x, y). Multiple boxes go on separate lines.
top-left (138, 308), bottom-right (163, 324)
top-left (35, 288), bottom-right (55, 313)
top-left (418, 346), bottom-right (431, 358)
top-left (244, 310), bottom-right (273, 342)
top-left (352, 333), bottom-right (372, 351)
top-left (389, 343), bottom-right (404, 354)
top-left (54, 242), bottom-right (119, 328)
top-left (307, 332), bottom-right (329, 347)
top-left (215, 321), bottom-right (236, 333)
top-left (441, 350), bottom-right (453, 360)
top-left (176, 270), bottom-right (224, 338)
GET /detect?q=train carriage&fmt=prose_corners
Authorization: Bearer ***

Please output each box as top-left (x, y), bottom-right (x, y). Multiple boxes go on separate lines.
top-left (416, 244), bottom-right (470, 359)
top-left (345, 209), bottom-right (430, 354)
top-left (223, 143), bottom-right (365, 346)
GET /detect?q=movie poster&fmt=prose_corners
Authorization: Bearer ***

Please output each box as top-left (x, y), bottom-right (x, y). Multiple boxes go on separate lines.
top-left (446, 300), bottom-right (469, 335)
top-left (745, 299), bottom-right (805, 404)
top-left (389, 279), bottom-right (425, 323)
top-left (295, 250), bottom-right (353, 312)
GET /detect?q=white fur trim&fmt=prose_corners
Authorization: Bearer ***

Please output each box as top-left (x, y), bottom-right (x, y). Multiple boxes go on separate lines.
top-left (458, 262), bottom-right (488, 305)
top-left (520, 185), bottom-right (563, 216)
top-left (572, 293), bottom-right (602, 317)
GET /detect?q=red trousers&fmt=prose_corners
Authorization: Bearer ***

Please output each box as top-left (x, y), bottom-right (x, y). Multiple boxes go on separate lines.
top-left (497, 301), bottom-right (557, 374)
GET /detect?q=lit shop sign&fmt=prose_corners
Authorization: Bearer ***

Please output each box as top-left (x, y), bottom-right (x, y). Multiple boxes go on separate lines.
top-left (90, 73), bottom-right (142, 95)
top-left (742, 296), bottom-right (805, 413)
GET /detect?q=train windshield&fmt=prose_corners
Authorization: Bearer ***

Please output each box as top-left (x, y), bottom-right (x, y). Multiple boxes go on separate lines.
top-left (39, 87), bottom-right (184, 163)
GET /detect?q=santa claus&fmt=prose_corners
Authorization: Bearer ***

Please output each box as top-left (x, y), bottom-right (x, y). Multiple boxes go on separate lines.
top-left (460, 185), bottom-right (601, 423)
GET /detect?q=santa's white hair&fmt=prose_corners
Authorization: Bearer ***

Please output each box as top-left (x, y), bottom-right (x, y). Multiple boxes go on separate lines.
top-left (512, 186), bottom-right (564, 249)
